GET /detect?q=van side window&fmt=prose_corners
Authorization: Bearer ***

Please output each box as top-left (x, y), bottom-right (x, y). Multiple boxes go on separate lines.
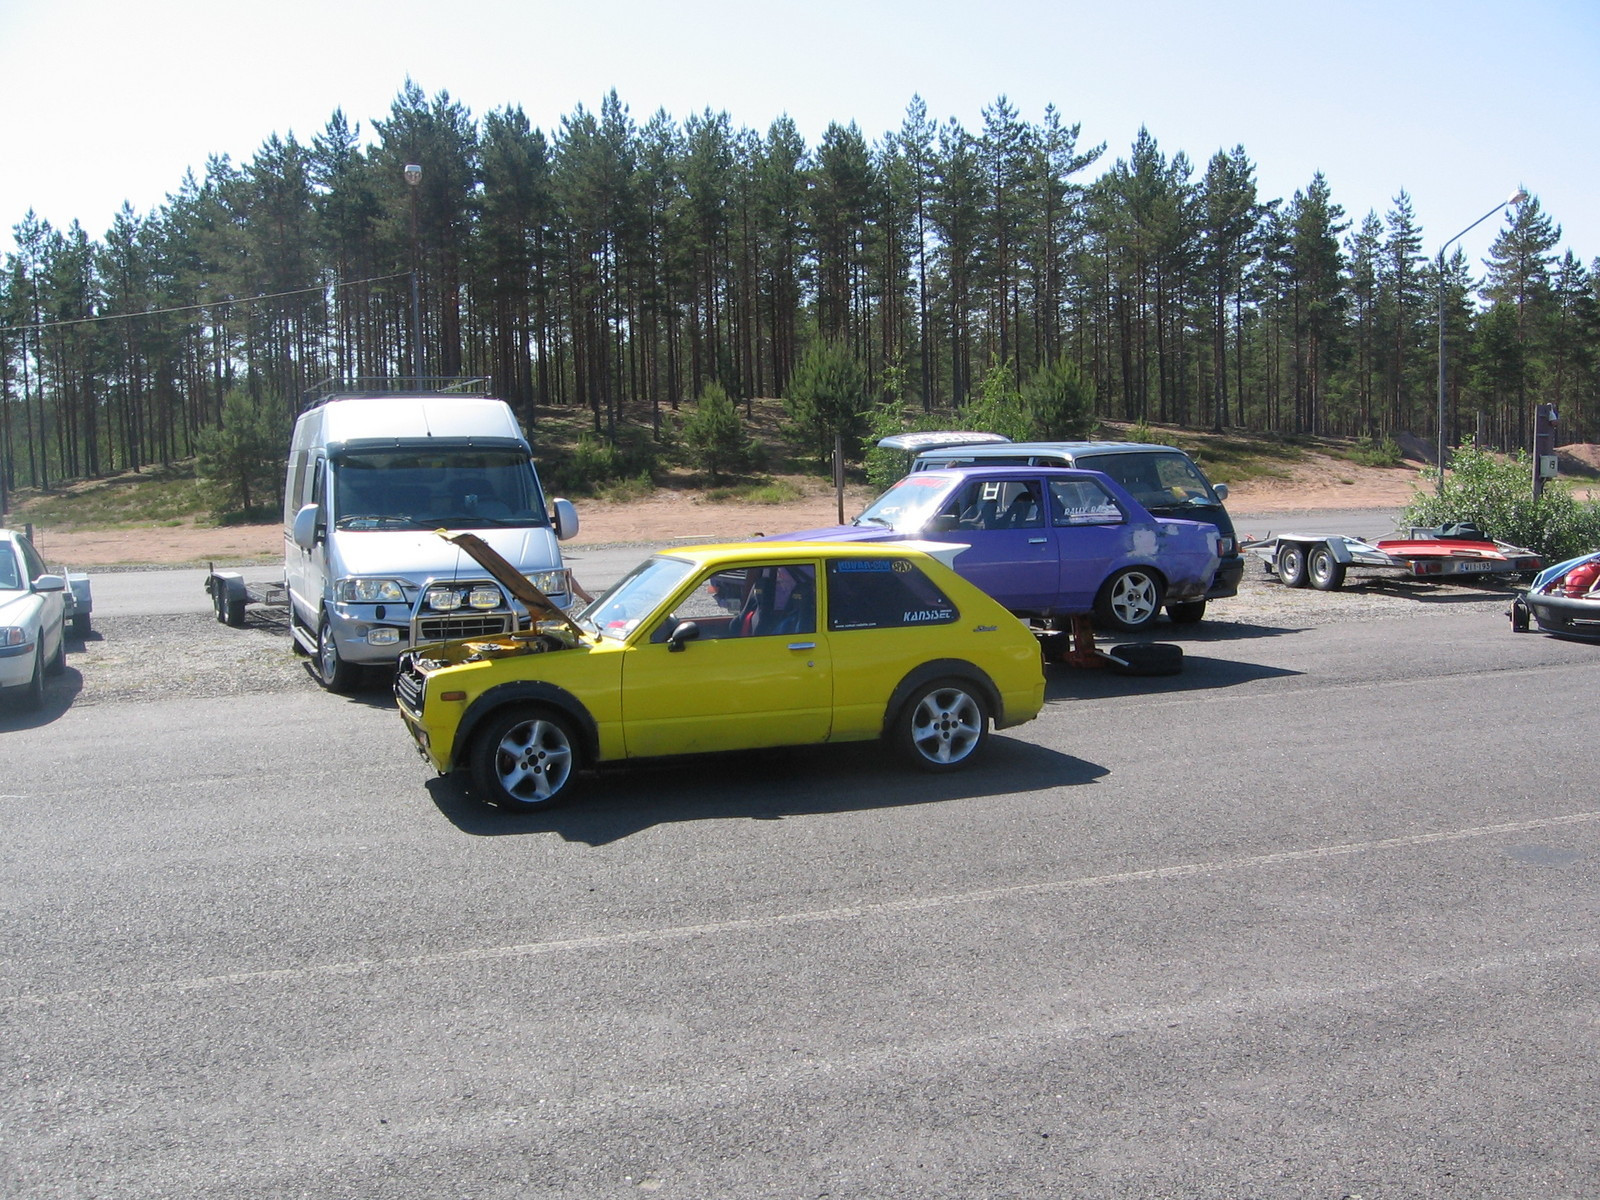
top-left (284, 451), bottom-right (309, 524)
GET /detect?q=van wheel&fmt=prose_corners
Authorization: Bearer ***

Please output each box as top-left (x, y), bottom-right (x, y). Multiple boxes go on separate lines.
top-left (1166, 600), bottom-right (1206, 624)
top-left (470, 705), bottom-right (581, 809)
top-left (315, 615), bottom-right (360, 693)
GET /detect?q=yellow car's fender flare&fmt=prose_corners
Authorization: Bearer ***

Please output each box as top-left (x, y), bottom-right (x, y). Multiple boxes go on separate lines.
top-left (451, 681), bottom-right (601, 771)
top-left (880, 659), bottom-right (1001, 739)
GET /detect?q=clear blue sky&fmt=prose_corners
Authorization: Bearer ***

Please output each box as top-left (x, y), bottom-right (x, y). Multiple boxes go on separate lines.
top-left (2, 0), bottom-right (1595, 273)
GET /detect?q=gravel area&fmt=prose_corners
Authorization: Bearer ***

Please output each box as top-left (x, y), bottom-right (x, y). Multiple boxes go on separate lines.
top-left (42, 563), bottom-right (1522, 710)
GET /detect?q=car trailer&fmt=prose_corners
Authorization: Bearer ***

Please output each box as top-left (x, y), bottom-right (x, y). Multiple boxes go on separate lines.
top-left (1243, 526), bottom-right (1541, 591)
top-left (203, 564), bottom-right (287, 626)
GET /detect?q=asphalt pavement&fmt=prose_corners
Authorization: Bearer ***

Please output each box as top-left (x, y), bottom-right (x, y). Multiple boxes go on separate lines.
top-left (5, 513), bottom-right (1597, 1198)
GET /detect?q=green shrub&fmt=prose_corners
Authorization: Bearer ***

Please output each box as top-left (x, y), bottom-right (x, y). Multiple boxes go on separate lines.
top-left (1402, 442), bottom-right (1600, 561)
top-left (1020, 359), bottom-right (1095, 441)
top-left (784, 340), bottom-right (870, 465)
top-left (195, 387), bottom-right (289, 520)
top-left (680, 382), bottom-right (751, 483)
top-left (1347, 437), bottom-right (1402, 468)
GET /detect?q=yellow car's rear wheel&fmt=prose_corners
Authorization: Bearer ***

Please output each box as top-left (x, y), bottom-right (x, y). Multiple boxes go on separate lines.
top-left (896, 680), bottom-right (989, 771)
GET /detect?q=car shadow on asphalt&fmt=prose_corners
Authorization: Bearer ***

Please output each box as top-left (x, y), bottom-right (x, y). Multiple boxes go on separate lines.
top-left (424, 736), bottom-right (1106, 845)
top-left (1042, 651), bottom-right (1301, 701)
top-left (0, 664), bottom-right (85, 730)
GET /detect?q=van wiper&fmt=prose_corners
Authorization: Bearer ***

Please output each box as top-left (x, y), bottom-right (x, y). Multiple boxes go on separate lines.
top-left (334, 514), bottom-right (418, 529)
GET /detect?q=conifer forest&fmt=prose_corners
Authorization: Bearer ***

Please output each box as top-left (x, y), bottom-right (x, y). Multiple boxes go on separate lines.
top-left (2, 83), bottom-right (1595, 496)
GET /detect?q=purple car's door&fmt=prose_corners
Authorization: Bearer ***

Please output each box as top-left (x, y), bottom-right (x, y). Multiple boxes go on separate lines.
top-left (1046, 476), bottom-right (1131, 612)
top-left (919, 476), bottom-right (1060, 612)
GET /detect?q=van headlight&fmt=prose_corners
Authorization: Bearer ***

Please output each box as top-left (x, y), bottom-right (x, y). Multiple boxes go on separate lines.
top-left (336, 577), bottom-right (407, 603)
top-left (527, 568), bottom-right (569, 596)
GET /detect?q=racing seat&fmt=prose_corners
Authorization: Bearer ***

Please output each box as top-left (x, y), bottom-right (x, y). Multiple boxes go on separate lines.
top-left (999, 492), bottom-right (1039, 528)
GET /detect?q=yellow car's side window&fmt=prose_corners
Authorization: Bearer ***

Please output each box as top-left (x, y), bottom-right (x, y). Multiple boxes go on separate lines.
top-left (652, 563), bottom-right (817, 642)
top-left (825, 558), bottom-right (958, 632)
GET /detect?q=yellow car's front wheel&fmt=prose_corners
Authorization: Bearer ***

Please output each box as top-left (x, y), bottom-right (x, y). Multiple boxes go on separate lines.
top-left (470, 705), bottom-right (581, 810)
top-left (896, 680), bottom-right (989, 771)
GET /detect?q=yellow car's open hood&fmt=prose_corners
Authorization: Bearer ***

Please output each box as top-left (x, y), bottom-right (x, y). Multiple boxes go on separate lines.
top-left (438, 531), bottom-right (586, 640)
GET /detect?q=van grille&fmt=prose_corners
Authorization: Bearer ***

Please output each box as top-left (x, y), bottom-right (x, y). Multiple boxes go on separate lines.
top-left (415, 613), bottom-right (514, 642)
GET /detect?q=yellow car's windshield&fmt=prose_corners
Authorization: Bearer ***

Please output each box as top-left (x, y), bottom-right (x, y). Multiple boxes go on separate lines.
top-left (577, 555), bottom-right (695, 640)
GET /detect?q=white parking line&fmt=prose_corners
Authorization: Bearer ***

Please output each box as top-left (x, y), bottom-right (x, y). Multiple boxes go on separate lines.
top-left (10, 809), bottom-right (1598, 1007)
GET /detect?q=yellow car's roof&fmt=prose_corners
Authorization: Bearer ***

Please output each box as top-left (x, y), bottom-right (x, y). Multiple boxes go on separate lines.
top-left (650, 539), bottom-right (967, 571)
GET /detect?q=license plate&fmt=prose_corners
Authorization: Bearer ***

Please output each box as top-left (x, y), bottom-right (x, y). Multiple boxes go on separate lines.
top-left (1451, 560), bottom-right (1498, 572)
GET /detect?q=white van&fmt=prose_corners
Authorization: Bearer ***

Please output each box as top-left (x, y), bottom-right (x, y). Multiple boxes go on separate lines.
top-left (285, 384), bottom-right (578, 691)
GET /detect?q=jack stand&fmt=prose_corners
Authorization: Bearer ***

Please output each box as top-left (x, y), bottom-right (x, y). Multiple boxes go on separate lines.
top-left (1065, 613), bottom-right (1109, 668)
top-left (1039, 614), bottom-right (1110, 668)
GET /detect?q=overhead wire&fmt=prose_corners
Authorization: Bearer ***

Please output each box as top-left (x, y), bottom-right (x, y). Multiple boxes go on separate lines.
top-left (0, 271), bottom-right (412, 336)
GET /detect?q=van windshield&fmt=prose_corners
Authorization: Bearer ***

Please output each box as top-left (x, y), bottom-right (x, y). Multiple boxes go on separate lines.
top-left (331, 448), bottom-right (550, 530)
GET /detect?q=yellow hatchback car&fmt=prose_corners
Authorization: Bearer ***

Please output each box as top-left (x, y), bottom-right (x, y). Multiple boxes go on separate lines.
top-left (395, 534), bottom-right (1046, 810)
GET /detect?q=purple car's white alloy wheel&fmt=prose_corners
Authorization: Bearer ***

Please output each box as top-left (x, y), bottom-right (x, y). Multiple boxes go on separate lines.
top-left (1108, 571), bottom-right (1158, 626)
top-left (496, 716), bottom-right (575, 802)
top-left (909, 686), bottom-right (983, 765)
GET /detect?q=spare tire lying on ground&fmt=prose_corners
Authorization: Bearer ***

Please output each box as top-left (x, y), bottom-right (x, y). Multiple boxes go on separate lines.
top-left (1106, 643), bottom-right (1184, 676)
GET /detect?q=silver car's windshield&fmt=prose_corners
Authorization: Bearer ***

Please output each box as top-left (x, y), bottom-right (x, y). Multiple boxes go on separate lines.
top-left (577, 555), bottom-right (695, 639)
top-left (853, 475), bottom-right (953, 533)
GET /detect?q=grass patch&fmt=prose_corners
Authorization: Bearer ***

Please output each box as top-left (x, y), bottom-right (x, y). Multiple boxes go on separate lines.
top-left (703, 478), bottom-right (806, 505)
top-left (591, 473), bottom-right (657, 504)
top-left (10, 465), bottom-right (211, 528)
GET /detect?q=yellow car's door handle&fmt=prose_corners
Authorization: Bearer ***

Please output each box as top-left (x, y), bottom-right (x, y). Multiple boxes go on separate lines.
top-left (787, 641), bottom-right (816, 650)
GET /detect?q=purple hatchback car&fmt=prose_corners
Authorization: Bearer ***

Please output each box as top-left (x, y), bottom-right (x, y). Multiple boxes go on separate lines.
top-left (781, 466), bottom-right (1221, 631)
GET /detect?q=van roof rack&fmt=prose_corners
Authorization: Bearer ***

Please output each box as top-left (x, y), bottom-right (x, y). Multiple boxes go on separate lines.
top-left (301, 377), bottom-right (493, 411)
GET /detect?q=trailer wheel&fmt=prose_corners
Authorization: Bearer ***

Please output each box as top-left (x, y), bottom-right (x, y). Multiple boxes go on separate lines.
top-left (1510, 597), bottom-right (1531, 632)
top-left (224, 595), bottom-right (247, 627)
top-left (1275, 543), bottom-right (1309, 588)
top-left (1308, 545), bottom-right (1346, 591)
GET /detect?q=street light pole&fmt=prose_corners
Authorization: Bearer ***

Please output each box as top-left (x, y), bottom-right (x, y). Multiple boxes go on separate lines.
top-left (1435, 188), bottom-right (1527, 496)
top-left (405, 163), bottom-right (423, 386)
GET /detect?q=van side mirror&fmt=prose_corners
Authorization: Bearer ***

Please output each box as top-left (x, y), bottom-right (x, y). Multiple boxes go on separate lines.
top-left (552, 498), bottom-right (579, 541)
top-left (292, 504), bottom-right (322, 551)
top-left (1213, 482), bottom-right (1229, 501)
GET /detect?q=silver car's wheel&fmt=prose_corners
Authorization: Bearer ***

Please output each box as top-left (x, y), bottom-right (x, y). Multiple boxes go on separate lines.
top-left (1095, 568), bottom-right (1165, 632)
top-left (897, 681), bottom-right (989, 771)
top-left (471, 706), bottom-right (581, 809)
top-left (15, 644), bottom-right (45, 712)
